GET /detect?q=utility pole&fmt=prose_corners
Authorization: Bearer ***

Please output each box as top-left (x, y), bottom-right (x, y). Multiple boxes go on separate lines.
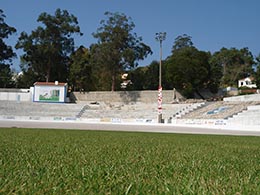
top-left (155, 32), bottom-right (166, 123)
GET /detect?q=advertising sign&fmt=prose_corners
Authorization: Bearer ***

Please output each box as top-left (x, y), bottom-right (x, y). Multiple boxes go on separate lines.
top-left (39, 88), bottom-right (60, 102)
top-left (33, 82), bottom-right (67, 103)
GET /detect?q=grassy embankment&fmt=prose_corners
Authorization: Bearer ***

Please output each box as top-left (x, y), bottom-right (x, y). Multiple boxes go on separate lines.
top-left (0, 128), bottom-right (260, 194)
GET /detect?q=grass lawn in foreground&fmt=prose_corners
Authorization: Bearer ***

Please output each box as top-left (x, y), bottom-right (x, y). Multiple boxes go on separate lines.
top-left (0, 128), bottom-right (260, 194)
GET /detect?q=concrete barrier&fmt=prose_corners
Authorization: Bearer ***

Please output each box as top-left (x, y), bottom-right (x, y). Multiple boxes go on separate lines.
top-left (72, 90), bottom-right (184, 104)
top-left (224, 94), bottom-right (260, 102)
top-left (0, 91), bottom-right (31, 101)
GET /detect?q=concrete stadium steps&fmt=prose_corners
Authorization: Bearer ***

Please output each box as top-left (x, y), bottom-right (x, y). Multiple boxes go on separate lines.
top-left (0, 100), bottom-right (206, 121)
top-left (77, 101), bottom-right (204, 121)
top-left (169, 102), bottom-right (206, 118)
top-left (71, 90), bottom-right (200, 121)
top-left (79, 102), bottom-right (158, 120)
top-left (228, 105), bottom-right (260, 126)
top-left (180, 101), bottom-right (255, 120)
top-left (1, 98), bottom-right (259, 127)
top-left (0, 101), bottom-right (84, 117)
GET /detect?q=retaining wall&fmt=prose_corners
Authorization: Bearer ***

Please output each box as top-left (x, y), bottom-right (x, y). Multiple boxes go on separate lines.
top-left (0, 89), bottom-right (31, 101)
top-left (72, 90), bottom-right (183, 104)
top-left (224, 94), bottom-right (260, 102)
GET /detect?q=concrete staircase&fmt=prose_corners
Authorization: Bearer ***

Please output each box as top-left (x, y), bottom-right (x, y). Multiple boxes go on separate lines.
top-left (171, 102), bottom-right (206, 119)
top-left (228, 105), bottom-right (260, 126)
top-left (181, 101), bottom-right (253, 120)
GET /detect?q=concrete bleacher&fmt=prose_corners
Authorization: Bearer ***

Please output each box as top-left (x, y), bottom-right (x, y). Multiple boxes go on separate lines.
top-left (228, 105), bottom-right (260, 126)
top-left (76, 101), bottom-right (205, 122)
top-left (180, 101), bottom-right (256, 120)
top-left (0, 88), bottom-right (193, 122)
top-left (78, 101), bottom-right (156, 120)
top-left (0, 89), bottom-right (224, 123)
top-left (0, 101), bottom-right (84, 118)
top-left (0, 90), bottom-right (259, 129)
top-left (72, 90), bottom-right (187, 121)
top-left (169, 102), bottom-right (205, 118)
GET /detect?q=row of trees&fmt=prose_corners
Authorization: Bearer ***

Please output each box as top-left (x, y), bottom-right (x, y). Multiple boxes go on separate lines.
top-left (0, 9), bottom-right (16, 87)
top-left (1, 9), bottom-right (260, 98)
top-left (128, 35), bottom-right (257, 97)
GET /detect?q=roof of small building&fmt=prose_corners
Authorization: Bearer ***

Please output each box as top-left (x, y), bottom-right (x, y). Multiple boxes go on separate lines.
top-left (238, 76), bottom-right (255, 82)
top-left (34, 82), bottom-right (67, 86)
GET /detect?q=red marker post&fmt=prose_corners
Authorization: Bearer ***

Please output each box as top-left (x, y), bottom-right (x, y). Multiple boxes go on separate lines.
top-left (158, 86), bottom-right (162, 123)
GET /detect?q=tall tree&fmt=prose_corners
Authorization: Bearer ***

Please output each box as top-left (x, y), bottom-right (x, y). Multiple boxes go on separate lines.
top-left (210, 47), bottom-right (254, 87)
top-left (172, 34), bottom-right (193, 52)
top-left (0, 9), bottom-right (16, 87)
top-left (128, 66), bottom-right (147, 90)
top-left (91, 12), bottom-right (152, 91)
top-left (144, 61), bottom-right (161, 90)
top-left (16, 9), bottom-right (82, 84)
top-left (165, 47), bottom-right (211, 98)
top-left (164, 34), bottom-right (222, 98)
top-left (129, 61), bottom-right (160, 90)
top-left (69, 46), bottom-right (93, 91)
top-left (207, 52), bottom-right (223, 93)
top-left (255, 54), bottom-right (260, 88)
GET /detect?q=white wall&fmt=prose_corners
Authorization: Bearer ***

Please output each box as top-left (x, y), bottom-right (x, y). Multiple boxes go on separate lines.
top-left (0, 92), bottom-right (31, 101)
top-left (224, 94), bottom-right (260, 101)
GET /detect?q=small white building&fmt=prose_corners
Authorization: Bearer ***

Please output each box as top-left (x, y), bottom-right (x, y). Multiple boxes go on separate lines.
top-left (238, 77), bottom-right (257, 88)
top-left (33, 81), bottom-right (68, 103)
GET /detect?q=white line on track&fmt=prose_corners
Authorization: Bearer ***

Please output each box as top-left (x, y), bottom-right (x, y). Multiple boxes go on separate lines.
top-left (0, 120), bottom-right (260, 136)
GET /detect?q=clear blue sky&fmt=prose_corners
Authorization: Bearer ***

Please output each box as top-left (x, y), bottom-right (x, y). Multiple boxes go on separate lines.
top-left (1, 0), bottom-right (260, 71)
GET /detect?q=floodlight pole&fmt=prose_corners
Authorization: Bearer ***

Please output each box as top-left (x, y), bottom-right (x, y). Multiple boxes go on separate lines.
top-left (155, 32), bottom-right (166, 123)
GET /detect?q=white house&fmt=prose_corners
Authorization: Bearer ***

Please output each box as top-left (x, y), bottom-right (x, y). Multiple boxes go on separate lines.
top-left (33, 81), bottom-right (68, 103)
top-left (238, 77), bottom-right (257, 88)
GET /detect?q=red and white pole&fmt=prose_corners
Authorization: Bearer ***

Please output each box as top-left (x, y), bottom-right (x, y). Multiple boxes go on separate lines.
top-left (158, 86), bottom-right (162, 113)
top-left (158, 86), bottom-right (163, 123)
top-left (155, 32), bottom-right (166, 123)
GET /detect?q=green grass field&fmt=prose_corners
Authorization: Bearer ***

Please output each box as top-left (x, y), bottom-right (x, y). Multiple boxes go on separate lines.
top-left (0, 128), bottom-right (260, 194)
